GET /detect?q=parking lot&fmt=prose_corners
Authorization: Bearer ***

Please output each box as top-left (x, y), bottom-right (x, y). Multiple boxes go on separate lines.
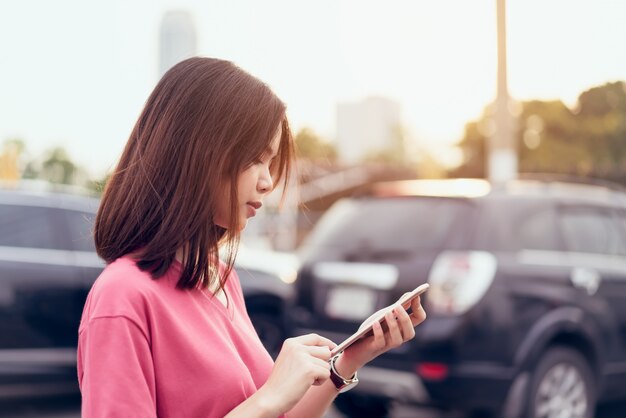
top-left (3, 398), bottom-right (626, 418)
top-left (0, 396), bottom-right (456, 418)
top-left (4, 181), bottom-right (626, 417)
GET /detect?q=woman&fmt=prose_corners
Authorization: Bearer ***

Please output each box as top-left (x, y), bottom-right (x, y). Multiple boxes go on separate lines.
top-left (78, 57), bottom-right (426, 417)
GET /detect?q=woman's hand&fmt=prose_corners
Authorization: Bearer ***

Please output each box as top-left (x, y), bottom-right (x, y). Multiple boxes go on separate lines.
top-left (256, 334), bottom-right (336, 415)
top-left (337, 294), bottom-right (427, 376)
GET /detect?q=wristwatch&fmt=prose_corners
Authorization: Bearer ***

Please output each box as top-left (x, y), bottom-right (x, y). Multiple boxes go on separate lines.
top-left (329, 354), bottom-right (359, 393)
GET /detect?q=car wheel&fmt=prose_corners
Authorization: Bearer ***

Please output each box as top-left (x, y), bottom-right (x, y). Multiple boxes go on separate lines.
top-left (525, 347), bottom-right (595, 418)
top-left (333, 393), bottom-right (391, 418)
top-left (249, 312), bottom-right (285, 358)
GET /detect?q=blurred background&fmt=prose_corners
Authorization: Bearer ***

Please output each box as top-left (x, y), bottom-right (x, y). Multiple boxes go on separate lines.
top-left (1, 0), bottom-right (626, 417)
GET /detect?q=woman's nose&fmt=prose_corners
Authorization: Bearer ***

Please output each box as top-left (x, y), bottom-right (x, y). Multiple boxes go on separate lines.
top-left (258, 169), bottom-right (273, 193)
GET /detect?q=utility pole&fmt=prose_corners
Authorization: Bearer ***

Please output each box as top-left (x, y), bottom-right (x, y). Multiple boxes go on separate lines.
top-left (489, 0), bottom-right (517, 183)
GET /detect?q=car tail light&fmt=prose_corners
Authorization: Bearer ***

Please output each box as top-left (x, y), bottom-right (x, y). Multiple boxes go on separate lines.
top-left (416, 362), bottom-right (449, 381)
top-left (426, 251), bottom-right (497, 315)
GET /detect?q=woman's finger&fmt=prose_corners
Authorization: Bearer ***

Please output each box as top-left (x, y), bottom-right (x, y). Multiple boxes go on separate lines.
top-left (315, 354), bottom-right (331, 367)
top-left (371, 319), bottom-right (386, 351)
top-left (306, 345), bottom-right (332, 361)
top-left (409, 296), bottom-right (427, 326)
top-left (385, 309), bottom-right (403, 346)
top-left (296, 333), bottom-right (337, 349)
top-left (395, 305), bottom-right (416, 341)
top-left (400, 292), bottom-right (416, 311)
top-left (310, 363), bottom-right (331, 386)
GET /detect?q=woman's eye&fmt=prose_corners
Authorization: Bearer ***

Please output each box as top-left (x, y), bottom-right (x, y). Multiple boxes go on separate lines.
top-left (252, 153), bottom-right (276, 167)
top-left (259, 156), bottom-right (274, 165)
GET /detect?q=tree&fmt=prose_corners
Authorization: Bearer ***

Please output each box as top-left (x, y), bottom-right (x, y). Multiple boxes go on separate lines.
top-left (86, 173), bottom-right (110, 195)
top-left (40, 147), bottom-right (77, 185)
top-left (451, 81), bottom-right (626, 182)
top-left (294, 128), bottom-right (337, 163)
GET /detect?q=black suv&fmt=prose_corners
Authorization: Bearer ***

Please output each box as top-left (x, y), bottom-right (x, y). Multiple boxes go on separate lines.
top-left (0, 184), bottom-right (101, 399)
top-left (0, 183), bottom-right (292, 400)
top-left (290, 177), bottom-right (626, 418)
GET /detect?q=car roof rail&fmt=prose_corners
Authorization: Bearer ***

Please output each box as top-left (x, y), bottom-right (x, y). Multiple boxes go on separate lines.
top-left (516, 173), bottom-right (626, 193)
top-left (0, 179), bottom-right (98, 197)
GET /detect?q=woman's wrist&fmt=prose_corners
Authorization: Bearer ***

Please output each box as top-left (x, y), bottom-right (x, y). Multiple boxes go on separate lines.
top-left (333, 352), bottom-right (361, 378)
top-left (251, 386), bottom-right (282, 417)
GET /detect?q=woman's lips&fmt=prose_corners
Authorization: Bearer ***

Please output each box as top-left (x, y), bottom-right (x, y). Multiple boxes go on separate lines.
top-left (246, 201), bottom-right (262, 217)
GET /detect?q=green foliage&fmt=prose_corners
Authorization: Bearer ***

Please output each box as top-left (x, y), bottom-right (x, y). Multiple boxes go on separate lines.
top-left (294, 128), bottom-right (337, 162)
top-left (86, 174), bottom-right (110, 195)
top-left (453, 81), bottom-right (626, 181)
top-left (40, 147), bottom-right (77, 184)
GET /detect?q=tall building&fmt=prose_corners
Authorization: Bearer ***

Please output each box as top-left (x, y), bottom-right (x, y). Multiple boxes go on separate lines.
top-left (158, 11), bottom-right (197, 77)
top-left (336, 96), bottom-right (402, 164)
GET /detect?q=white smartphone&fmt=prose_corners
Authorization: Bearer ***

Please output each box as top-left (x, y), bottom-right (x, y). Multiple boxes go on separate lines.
top-left (330, 283), bottom-right (429, 356)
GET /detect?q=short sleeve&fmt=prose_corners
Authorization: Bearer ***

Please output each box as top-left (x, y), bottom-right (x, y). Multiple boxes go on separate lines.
top-left (78, 316), bottom-right (157, 418)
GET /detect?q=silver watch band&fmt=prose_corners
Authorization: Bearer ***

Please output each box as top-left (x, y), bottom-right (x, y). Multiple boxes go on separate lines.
top-left (329, 354), bottom-right (359, 393)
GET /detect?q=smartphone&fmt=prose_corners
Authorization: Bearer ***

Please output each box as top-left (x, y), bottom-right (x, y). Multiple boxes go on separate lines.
top-left (330, 283), bottom-right (429, 356)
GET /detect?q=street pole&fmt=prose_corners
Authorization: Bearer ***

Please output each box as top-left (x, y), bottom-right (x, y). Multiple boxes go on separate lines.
top-left (489, 0), bottom-right (518, 183)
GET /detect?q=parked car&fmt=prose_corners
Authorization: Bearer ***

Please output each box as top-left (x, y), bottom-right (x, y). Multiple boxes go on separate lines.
top-left (0, 184), bottom-right (101, 399)
top-left (0, 182), bottom-right (292, 399)
top-left (232, 246), bottom-right (298, 357)
top-left (290, 177), bottom-right (626, 418)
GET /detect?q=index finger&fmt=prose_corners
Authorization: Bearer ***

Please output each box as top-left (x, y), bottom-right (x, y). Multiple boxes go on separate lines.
top-left (409, 296), bottom-right (427, 325)
top-left (297, 333), bottom-right (337, 349)
top-left (307, 345), bottom-right (333, 360)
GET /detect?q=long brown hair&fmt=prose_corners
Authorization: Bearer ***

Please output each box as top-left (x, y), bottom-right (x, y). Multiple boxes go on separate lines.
top-left (95, 57), bottom-right (293, 291)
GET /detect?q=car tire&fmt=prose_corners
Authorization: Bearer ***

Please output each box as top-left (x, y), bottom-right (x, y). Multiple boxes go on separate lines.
top-left (333, 393), bottom-right (391, 418)
top-left (524, 346), bottom-right (595, 418)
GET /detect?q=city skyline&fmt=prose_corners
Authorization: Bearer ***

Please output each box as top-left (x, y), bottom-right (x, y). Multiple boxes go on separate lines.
top-left (1, 0), bottom-right (625, 177)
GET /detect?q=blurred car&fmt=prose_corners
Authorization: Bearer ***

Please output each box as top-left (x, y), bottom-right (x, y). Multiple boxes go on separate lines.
top-left (233, 246), bottom-right (298, 357)
top-left (290, 177), bottom-right (626, 418)
top-left (0, 182), bottom-right (293, 400)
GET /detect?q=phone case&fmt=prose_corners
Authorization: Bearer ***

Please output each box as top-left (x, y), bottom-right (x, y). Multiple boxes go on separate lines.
top-left (330, 283), bottom-right (429, 356)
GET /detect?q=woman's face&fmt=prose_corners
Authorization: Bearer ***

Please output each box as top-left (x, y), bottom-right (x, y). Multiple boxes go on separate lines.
top-left (214, 128), bottom-right (281, 230)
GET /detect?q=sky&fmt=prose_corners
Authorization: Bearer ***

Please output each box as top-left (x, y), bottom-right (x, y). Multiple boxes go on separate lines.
top-left (1, 0), bottom-right (625, 177)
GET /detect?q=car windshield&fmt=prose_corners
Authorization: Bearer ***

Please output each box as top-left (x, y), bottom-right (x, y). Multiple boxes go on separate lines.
top-left (301, 197), bottom-right (475, 254)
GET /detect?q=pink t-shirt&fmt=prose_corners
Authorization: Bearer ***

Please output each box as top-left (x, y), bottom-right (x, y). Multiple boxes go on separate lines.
top-left (78, 256), bottom-right (281, 418)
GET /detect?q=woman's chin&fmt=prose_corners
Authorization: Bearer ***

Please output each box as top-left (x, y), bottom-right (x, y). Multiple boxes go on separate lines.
top-left (213, 217), bottom-right (249, 231)
top-left (236, 217), bottom-right (249, 231)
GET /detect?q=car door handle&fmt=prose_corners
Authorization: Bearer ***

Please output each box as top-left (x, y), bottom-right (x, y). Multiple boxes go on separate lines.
top-left (570, 267), bottom-right (601, 296)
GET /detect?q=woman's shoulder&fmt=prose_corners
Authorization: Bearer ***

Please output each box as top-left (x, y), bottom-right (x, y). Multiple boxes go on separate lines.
top-left (95, 256), bottom-right (156, 292)
top-left (84, 256), bottom-right (171, 322)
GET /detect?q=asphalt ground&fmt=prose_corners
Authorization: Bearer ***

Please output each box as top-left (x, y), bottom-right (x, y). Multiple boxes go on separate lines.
top-left (1, 394), bottom-right (625, 417)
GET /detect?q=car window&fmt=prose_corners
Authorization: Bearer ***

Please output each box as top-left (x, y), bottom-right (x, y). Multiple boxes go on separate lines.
top-left (64, 210), bottom-right (96, 252)
top-left (615, 211), bottom-right (626, 252)
top-left (301, 197), bottom-right (475, 253)
top-left (558, 207), bottom-right (624, 255)
top-left (474, 199), bottom-right (561, 252)
top-left (517, 208), bottom-right (561, 251)
top-left (0, 204), bottom-right (59, 249)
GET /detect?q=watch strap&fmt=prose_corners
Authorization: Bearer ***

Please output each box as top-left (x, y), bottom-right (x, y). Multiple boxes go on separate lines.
top-left (329, 354), bottom-right (359, 392)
